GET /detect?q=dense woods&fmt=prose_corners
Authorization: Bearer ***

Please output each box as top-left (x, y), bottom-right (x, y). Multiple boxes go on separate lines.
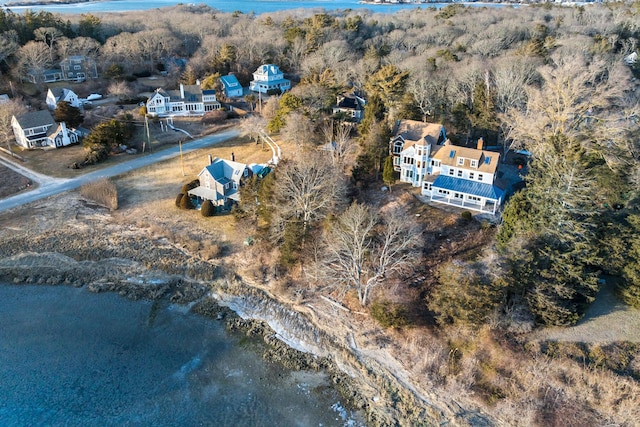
top-left (1, 2), bottom-right (640, 425)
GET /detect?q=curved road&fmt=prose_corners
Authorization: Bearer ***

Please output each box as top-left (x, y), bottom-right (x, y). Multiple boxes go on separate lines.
top-left (0, 128), bottom-right (240, 214)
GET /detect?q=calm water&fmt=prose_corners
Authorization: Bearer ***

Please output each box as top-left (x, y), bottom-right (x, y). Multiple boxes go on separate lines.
top-left (7, 0), bottom-right (510, 15)
top-left (0, 284), bottom-right (361, 426)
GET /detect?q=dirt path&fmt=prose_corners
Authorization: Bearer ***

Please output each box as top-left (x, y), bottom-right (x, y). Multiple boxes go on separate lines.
top-left (533, 281), bottom-right (640, 343)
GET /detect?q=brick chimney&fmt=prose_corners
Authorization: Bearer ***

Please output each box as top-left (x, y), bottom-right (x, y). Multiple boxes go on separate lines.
top-left (477, 137), bottom-right (484, 151)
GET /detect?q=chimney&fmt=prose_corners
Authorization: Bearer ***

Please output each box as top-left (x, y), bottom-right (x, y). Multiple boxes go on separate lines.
top-left (180, 83), bottom-right (185, 99)
top-left (208, 154), bottom-right (213, 165)
top-left (231, 152), bottom-right (235, 162)
top-left (196, 79), bottom-right (201, 86)
top-left (477, 137), bottom-right (484, 151)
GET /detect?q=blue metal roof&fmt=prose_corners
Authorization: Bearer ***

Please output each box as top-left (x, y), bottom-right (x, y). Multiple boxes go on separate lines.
top-left (220, 75), bottom-right (240, 88)
top-left (432, 175), bottom-right (504, 201)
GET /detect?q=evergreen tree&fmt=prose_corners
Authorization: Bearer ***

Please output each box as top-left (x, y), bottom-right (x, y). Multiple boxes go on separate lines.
top-left (382, 155), bottom-right (396, 190)
top-left (54, 101), bottom-right (83, 128)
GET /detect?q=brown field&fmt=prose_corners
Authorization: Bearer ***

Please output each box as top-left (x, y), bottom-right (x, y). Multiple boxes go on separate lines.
top-left (0, 164), bottom-right (32, 198)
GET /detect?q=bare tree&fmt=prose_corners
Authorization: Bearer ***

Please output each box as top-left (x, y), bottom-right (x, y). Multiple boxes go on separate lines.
top-left (272, 151), bottom-right (346, 236)
top-left (0, 30), bottom-right (19, 69)
top-left (239, 114), bottom-right (267, 143)
top-left (321, 203), bottom-right (421, 306)
top-left (0, 99), bottom-right (27, 151)
top-left (407, 70), bottom-right (449, 122)
top-left (34, 27), bottom-right (64, 62)
top-left (14, 41), bottom-right (50, 83)
top-left (56, 36), bottom-right (101, 59)
top-left (107, 81), bottom-right (133, 101)
top-left (280, 111), bottom-right (316, 146)
top-left (320, 120), bottom-right (356, 168)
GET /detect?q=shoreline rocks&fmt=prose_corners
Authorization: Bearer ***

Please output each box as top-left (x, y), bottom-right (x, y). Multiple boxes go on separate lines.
top-left (0, 250), bottom-right (491, 426)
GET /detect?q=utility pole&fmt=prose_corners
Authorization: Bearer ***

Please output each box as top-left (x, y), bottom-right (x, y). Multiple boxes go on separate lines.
top-left (179, 139), bottom-right (185, 176)
top-left (144, 115), bottom-right (151, 152)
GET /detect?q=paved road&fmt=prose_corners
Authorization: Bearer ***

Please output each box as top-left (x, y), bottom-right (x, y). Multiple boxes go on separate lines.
top-left (0, 128), bottom-right (240, 214)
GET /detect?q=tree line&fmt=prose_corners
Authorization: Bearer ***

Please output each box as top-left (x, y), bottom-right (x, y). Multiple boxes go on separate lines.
top-left (1, 2), bottom-right (639, 328)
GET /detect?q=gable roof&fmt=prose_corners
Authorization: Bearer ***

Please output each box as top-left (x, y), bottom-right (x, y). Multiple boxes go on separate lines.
top-left (393, 120), bottom-right (445, 145)
top-left (14, 110), bottom-right (55, 129)
top-left (202, 158), bottom-right (247, 184)
top-left (255, 64), bottom-right (283, 76)
top-left (432, 142), bottom-right (499, 174)
top-left (220, 74), bottom-right (241, 89)
top-left (336, 94), bottom-right (363, 110)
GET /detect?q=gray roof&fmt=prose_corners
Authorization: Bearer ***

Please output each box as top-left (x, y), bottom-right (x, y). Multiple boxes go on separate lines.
top-left (14, 110), bottom-right (55, 129)
top-left (204, 158), bottom-right (247, 184)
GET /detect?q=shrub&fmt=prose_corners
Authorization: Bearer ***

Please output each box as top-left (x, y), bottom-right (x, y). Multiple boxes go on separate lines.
top-left (179, 194), bottom-right (195, 210)
top-left (175, 193), bottom-right (184, 207)
top-left (182, 179), bottom-right (200, 194)
top-left (80, 179), bottom-right (118, 210)
top-left (461, 211), bottom-right (473, 221)
top-left (201, 110), bottom-right (227, 125)
top-left (370, 300), bottom-right (409, 328)
top-left (201, 199), bottom-right (215, 217)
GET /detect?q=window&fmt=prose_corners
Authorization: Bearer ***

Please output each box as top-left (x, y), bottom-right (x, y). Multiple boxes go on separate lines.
top-left (478, 174), bottom-right (484, 181)
top-left (448, 169), bottom-right (454, 176)
top-left (454, 193), bottom-right (463, 199)
top-left (457, 157), bottom-right (464, 165)
top-left (457, 170), bottom-right (463, 177)
top-left (469, 172), bottom-right (475, 180)
top-left (73, 65), bottom-right (81, 70)
top-left (470, 160), bottom-right (477, 168)
top-left (423, 183), bottom-right (432, 191)
top-left (417, 161), bottom-right (422, 168)
top-left (417, 148), bottom-right (422, 156)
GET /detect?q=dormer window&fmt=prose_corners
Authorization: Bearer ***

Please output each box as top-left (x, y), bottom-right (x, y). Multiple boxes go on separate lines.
top-left (470, 160), bottom-right (478, 168)
top-left (457, 157), bottom-right (464, 166)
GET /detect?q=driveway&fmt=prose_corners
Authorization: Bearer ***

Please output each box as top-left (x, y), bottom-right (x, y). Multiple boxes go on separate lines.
top-left (0, 128), bottom-right (240, 214)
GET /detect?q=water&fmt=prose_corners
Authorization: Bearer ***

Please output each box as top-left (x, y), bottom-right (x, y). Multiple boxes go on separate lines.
top-left (0, 284), bottom-right (361, 426)
top-left (6, 0), bottom-right (510, 15)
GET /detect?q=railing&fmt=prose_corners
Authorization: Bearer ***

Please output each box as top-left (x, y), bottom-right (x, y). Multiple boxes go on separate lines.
top-left (430, 195), bottom-right (495, 213)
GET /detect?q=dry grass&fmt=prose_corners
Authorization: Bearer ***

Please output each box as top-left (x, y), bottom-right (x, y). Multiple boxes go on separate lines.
top-left (0, 163), bottom-right (32, 198)
top-left (80, 179), bottom-right (118, 210)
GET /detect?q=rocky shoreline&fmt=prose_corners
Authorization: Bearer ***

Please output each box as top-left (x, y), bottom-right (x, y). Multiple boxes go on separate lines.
top-left (0, 249), bottom-right (475, 426)
top-left (0, 189), bottom-right (493, 426)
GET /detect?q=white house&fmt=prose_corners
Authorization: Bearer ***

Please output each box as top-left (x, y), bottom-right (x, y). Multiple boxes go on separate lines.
top-left (220, 74), bottom-right (243, 98)
top-left (46, 88), bottom-right (81, 110)
top-left (146, 83), bottom-right (221, 117)
top-left (249, 64), bottom-right (291, 94)
top-left (11, 110), bottom-right (79, 149)
top-left (422, 139), bottom-right (504, 214)
top-left (187, 156), bottom-right (252, 208)
top-left (389, 120), bottom-right (447, 187)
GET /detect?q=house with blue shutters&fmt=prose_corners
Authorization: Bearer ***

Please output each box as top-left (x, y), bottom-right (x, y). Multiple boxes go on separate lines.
top-left (220, 74), bottom-right (243, 98)
top-left (422, 139), bottom-right (504, 214)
